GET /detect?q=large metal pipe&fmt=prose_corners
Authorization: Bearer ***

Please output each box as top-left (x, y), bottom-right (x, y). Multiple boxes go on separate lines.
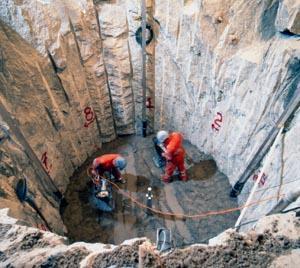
top-left (267, 189), bottom-right (300, 215)
top-left (230, 83), bottom-right (300, 197)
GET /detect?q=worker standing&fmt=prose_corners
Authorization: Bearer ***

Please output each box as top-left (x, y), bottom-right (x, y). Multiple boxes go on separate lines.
top-left (154, 130), bottom-right (188, 183)
top-left (92, 154), bottom-right (127, 184)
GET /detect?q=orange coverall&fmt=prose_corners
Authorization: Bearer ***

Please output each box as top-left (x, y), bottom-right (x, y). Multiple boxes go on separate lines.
top-left (162, 132), bottom-right (187, 182)
top-left (93, 154), bottom-right (121, 180)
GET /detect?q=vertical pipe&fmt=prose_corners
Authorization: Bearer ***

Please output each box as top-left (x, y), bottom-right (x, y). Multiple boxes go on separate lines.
top-left (141, 0), bottom-right (147, 137)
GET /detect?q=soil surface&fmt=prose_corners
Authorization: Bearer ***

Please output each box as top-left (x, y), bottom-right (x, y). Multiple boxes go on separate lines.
top-left (61, 135), bottom-right (239, 247)
top-left (142, 231), bottom-right (300, 268)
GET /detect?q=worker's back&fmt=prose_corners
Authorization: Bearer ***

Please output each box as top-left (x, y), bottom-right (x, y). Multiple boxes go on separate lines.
top-left (165, 132), bottom-right (183, 155)
top-left (93, 154), bottom-right (120, 170)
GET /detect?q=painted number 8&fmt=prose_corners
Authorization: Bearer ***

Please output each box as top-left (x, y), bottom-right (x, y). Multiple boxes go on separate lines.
top-left (84, 106), bottom-right (95, 128)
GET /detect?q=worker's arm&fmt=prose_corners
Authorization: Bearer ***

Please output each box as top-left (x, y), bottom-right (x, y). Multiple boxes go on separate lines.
top-left (92, 161), bottom-right (105, 185)
top-left (157, 143), bottom-right (172, 161)
top-left (158, 143), bottom-right (167, 153)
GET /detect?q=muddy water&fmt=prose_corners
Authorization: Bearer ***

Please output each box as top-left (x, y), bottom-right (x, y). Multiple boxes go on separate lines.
top-left (61, 136), bottom-right (239, 246)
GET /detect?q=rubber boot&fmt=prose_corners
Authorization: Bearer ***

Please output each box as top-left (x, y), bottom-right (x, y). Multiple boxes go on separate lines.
top-left (161, 174), bottom-right (170, 183)
top-left (180, 171), bottom-right (188, 182)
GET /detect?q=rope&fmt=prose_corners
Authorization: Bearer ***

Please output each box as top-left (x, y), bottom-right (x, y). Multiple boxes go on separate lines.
top-left (87, 166), bottom-right (298, 220)
top-left (104, 178), bottom-right (284, 220)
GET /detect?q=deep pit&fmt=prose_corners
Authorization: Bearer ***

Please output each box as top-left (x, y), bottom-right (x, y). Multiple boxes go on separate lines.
top-left (61, 136), bottom-right (239, 246)
top-left (1, 0), bottom-right (300, 266)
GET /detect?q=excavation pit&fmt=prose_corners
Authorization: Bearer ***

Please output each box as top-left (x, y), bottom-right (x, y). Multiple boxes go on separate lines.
top-left (61, 136), bottom-right (239, 247)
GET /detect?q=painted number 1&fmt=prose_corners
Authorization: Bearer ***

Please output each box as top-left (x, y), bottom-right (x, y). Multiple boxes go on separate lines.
top-left (146, 97), bottom-right (154, 109)
top-left (41, 152), bottom-right (52, 174)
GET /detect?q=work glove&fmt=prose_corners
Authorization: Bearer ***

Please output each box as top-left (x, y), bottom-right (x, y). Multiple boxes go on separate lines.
top-left (158, 144), bottom-right (167, 153)
top-left (92, 175), bottom-right (101, 186)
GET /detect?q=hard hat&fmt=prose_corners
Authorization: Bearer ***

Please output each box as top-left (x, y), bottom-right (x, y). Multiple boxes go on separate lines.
top-left (157, 130), bottom-right (168, 144)
top-left (114, 156), bottom-right (127, 170)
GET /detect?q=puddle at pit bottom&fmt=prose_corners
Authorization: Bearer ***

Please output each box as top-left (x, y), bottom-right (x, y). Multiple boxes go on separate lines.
top-left (61, 173), bottom-right (162, 244)
top-left (61, 160), bottom-right (239, 246)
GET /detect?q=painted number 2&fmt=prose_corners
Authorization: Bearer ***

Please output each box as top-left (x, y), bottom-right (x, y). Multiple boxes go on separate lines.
top-left (211, 112), bottom-right (223, 132)
top-left (83, 106), bottom-right (95, 128)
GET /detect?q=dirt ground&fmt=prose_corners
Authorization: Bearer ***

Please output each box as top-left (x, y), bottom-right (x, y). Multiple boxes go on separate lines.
top-left (61, 135), bottom-right (239, 247)
top-left (141, 231), bottom-right (300, 268)
top-left (1, 216), bottom-right (300, 268)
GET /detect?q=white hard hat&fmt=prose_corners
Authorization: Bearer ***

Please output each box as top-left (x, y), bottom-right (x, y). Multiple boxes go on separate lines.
top-left (156, 130), bottom-right (168, 144)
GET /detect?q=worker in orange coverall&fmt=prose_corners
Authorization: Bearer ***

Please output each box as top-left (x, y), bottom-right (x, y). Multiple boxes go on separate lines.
top-left (92, 154), bottom-right (127, 184)
top-left (154, 130), bottom-right (188, 183)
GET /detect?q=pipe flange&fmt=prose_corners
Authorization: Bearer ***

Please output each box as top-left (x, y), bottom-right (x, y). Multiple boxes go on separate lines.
top-left (135, 24), bottom-right (154, 46)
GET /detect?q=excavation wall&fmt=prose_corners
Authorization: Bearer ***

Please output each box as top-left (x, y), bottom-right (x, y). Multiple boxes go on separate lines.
top-left (154, 0), bottom-right (300, 228)
top-left (0, 0), bottom-right (155, 230)
top-left (0, 0), bottom-right (300, 233)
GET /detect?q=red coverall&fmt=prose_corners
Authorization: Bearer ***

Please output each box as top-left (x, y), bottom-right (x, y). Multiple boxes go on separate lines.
top-left (92, 154), bottom-right (121, 180)
top-left (162, 132), bottom-right (187, 182)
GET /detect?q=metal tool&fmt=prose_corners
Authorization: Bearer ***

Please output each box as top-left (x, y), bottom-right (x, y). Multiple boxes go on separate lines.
top-left (156, 228), bottom-right (173, 252)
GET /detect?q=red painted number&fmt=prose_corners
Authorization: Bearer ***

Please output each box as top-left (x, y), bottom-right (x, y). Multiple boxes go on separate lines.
top-left (37, 224), bottom-right (48, 231)
top-left (83, 106), bottom-right (95, 128)
top-left (253, 171), bottom-right (268, 187)
top-left (211, 112), bottom-right (223, 132)
top-left (41, 152), bottom-right (52, 174)
top-left (146, 97), bottom-right (154, 109)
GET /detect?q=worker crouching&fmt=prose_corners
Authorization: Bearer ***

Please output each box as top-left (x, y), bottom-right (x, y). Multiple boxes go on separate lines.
top-left (92, 154), bottom-right (127, 184)
top-left (154, 130), bottom-right (188, 183)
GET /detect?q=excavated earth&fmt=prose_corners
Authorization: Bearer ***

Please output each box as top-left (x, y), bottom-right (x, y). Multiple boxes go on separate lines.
top-left (61, 135), bottom-right (239, 247)
top-left (149, 231), bottom-right (300, 268)
top-left (0, 210), bottom-right (300, 267)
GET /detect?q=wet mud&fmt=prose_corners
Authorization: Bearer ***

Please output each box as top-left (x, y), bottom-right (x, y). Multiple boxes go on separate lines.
top-left (61, 136), bottom-right (239, 247)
